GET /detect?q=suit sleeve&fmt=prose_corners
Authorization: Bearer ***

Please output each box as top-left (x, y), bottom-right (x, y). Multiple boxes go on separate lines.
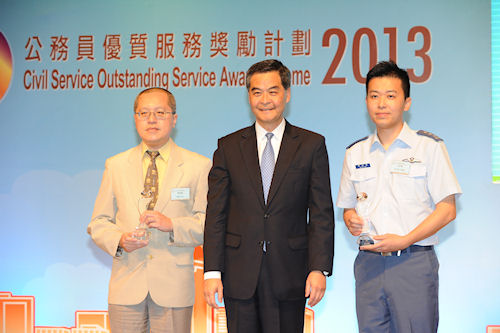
top-left (169, 157), bottom-right (212, 247)
top-left (87, 159), bottom-right (123, 257)
top-left (307, 137), bottom-right (335, 276)
top-left (203, 138), bottom-right (231, 273)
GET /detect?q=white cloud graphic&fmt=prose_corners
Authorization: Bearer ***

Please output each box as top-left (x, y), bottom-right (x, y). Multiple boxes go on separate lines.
top-left (22, 262), bottom-right (110, 327)
top-left (0, 169), bottom-right (113, 326)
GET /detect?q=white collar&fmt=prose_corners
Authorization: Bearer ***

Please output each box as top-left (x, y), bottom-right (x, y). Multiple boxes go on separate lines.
top-left (370, 122), bottom-right (415, 151)
top-left (255, 118), bottom-right (286, 141)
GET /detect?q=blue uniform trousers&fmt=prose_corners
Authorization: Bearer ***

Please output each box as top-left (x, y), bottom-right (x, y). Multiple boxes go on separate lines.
top-left (354, 247), bottom-right (439, 333)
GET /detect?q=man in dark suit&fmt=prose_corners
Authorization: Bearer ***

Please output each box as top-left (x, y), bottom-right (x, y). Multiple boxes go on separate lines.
top-left (203, 59), bottom-right (334, 333)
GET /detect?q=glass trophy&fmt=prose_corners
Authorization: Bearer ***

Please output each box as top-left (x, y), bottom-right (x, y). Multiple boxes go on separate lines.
top-left (356, 192), bottom-right (374, 246)
top-left (134, 190), bottom-right (152, 241)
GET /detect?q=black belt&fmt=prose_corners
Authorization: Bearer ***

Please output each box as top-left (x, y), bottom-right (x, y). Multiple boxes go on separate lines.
top-left (362, 245), bottom-right (434, 257)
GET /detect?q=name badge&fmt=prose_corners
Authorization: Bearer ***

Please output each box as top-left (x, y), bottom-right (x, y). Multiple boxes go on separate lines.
top-left (390, 161), bottom-right (410, 175)
top-left (171, 188), bottom-right (190, 200)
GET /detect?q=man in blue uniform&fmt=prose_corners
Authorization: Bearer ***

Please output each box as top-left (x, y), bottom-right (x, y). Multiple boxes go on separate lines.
top-left (337, 61), bottom-right (461, 332)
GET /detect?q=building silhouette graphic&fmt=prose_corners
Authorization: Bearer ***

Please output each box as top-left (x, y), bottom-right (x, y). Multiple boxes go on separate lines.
top-left (1, 246), bottom-right (314, 333)
top-left (0, 292), bottom-right (34, 333)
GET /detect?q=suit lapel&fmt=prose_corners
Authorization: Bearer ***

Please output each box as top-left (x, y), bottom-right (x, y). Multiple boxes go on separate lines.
top-left (128, 144), bottom-right (146, 212)
top-left (240, 126), bottom-right (266, 209)
top-left (155, 140), bottom-right (183, 212)
top-left (267, 122), bottom-right (300, 206)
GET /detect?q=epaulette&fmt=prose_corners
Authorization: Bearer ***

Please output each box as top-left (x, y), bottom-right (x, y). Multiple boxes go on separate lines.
top-left (346, 136), bottom-right (368, 149)
top-left (417, 130), bottom-right (443, 142)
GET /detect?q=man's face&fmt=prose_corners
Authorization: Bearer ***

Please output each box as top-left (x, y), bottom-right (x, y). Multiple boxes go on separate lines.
top-left (366, 76), bottom-right (411, 131)
top-left (134, 90), bottom-right (177, 150)
top-left (248, 71), bottom-right (290, 131)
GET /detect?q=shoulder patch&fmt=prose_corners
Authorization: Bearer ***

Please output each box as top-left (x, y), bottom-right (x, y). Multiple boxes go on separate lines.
top-left (346, 136), bottom-right (368, 149)
top-left (417, 130), bottom-right (443, 142)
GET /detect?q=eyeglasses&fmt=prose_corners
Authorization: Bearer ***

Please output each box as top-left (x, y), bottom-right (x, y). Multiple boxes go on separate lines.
top-left (135, 109), bottom-right (176, 120)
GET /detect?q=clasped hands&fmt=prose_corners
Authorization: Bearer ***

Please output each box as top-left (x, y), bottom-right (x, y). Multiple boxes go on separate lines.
top-left (119, 211), bottom-right (173, 252)
top-left (345, 210), bottom-right (410, 253)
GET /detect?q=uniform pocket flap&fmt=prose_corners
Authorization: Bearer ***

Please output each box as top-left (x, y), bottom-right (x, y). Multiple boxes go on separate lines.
top-left (350, 167), bottom-right (377, 182)
top-left (408, 164), bottom-right (427, 177)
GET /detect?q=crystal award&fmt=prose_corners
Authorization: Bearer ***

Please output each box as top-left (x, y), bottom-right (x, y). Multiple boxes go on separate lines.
top-left (134, 190), bottom-right (152, 241)
top-left (356, 192), bottom-right (374, 246)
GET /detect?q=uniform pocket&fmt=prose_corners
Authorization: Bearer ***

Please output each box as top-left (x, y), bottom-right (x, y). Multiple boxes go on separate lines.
top-left (392, 163), bottom-right (429, 202)
top-left (350, 167), bottom-right (377, 198)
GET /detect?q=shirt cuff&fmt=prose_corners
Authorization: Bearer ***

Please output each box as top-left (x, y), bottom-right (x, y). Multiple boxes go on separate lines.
top-left (115, 245), bottom-right (123, 257)
top-left (204, 271), bottom-right (221, 280)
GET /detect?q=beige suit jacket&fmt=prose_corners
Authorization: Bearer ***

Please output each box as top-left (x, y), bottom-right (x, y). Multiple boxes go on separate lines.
top-left (88, 139), bottom-right (211, 307)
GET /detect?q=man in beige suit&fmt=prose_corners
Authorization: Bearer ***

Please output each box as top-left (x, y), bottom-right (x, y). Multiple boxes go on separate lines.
top-left (88, 87), bottom-right (211, 333)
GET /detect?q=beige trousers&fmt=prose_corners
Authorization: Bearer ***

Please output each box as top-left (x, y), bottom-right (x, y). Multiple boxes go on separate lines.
top-left (108, 293), bottom-right (192, 333)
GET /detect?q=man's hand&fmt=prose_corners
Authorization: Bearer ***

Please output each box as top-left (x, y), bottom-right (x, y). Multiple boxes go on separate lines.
top-left (305, 271), bottom-right (326, 307)
top-left (119, 232), bottom-right (148, 252)
top-left (360, 234), bottom-right (410, 253)
top-left (141, 211), bottom-right (173, 232)
top-left (344, 209), bottom-right (364, 236)
top-left (204, 278), bottom-right (223, 308)
top-left (358, 195), bottom-right (458, 253)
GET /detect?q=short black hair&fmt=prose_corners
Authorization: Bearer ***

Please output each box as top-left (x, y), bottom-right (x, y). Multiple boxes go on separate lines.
top-left (246, 59), bottom-right (291, 90)
top-left (366, 61), bottom-right (410, 99)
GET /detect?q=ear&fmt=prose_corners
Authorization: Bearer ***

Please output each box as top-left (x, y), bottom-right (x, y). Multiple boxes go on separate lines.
top-left (403, 97), bottom-right (412, 112)
top-left (285, 88), bottom-right (291, 103)
top-left (172, 114), bottom-right (178, 128)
